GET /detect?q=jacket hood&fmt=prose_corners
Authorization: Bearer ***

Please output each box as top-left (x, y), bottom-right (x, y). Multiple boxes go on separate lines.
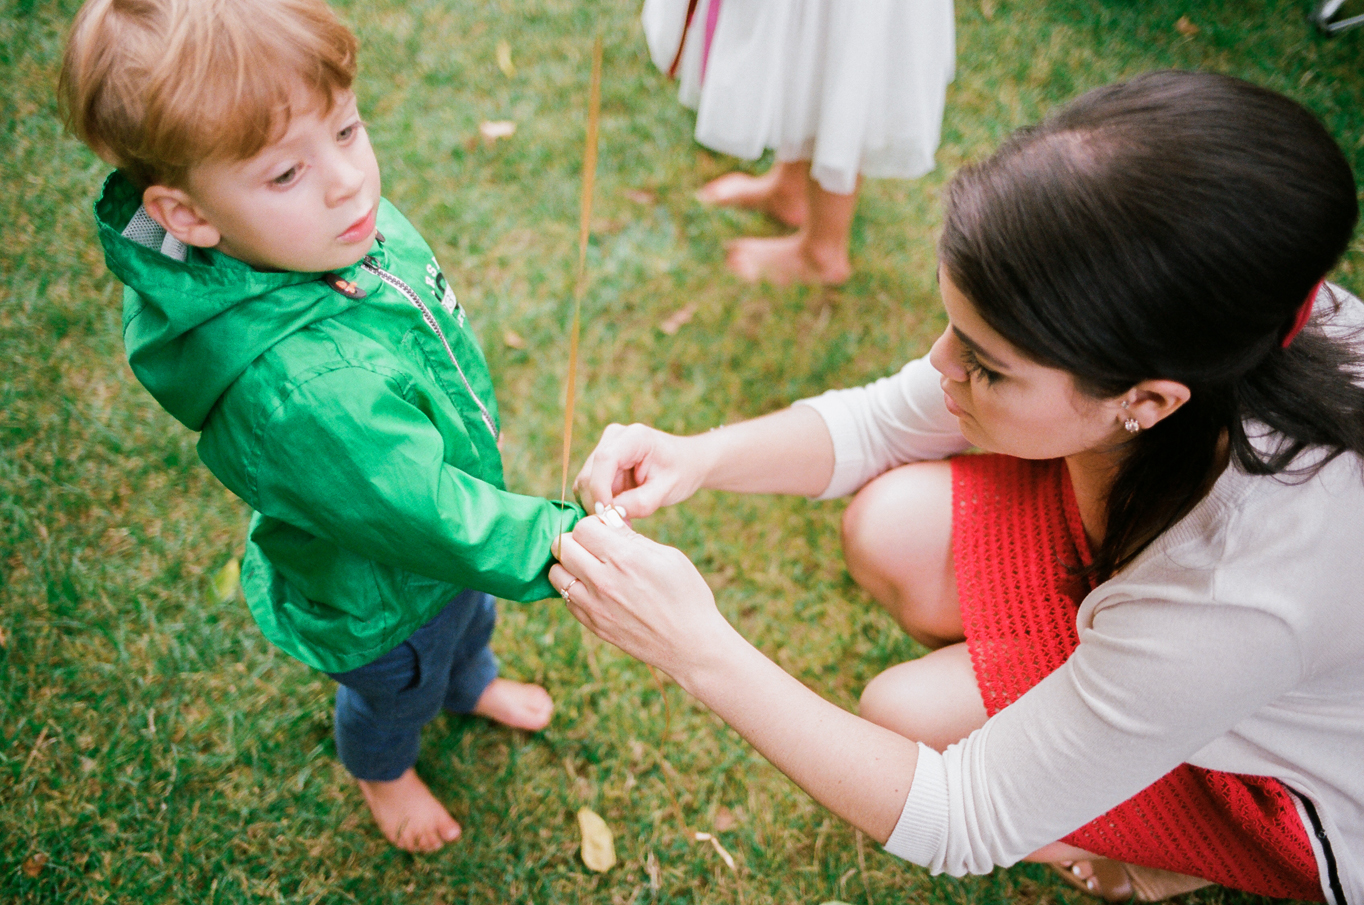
top-left (96, 171), bottom-right (362, 430)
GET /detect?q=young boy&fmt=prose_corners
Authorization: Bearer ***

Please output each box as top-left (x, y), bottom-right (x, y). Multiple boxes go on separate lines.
top-left (60, 0), bottom-right (583, 853)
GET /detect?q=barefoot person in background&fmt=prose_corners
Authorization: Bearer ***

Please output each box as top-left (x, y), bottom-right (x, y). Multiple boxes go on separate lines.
top-left (643, 0), bottom-right (955, 286)
top-left (555, 71), bottom-right (1363, 902)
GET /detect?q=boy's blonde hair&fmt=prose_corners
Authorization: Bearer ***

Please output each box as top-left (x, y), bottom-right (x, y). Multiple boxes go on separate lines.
top-left (60, 0), bottom-right (358, 189)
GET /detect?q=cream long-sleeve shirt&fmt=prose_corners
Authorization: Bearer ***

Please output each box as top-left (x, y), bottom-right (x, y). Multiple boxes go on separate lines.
top-left (795, 295), bottom-right (1364, 905)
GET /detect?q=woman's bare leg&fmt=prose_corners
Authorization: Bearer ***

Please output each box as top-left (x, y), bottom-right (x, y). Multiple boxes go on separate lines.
top-left (841, 460), bottom-right (989, 746)
top-left (842, 460), bottom-right (961, 648)
top-left (725, 171), bottom-right (856, 286)
top-left (842, 461), bottom-right (1198, 883)
top-left (860, 643), bottom-right (989, 751)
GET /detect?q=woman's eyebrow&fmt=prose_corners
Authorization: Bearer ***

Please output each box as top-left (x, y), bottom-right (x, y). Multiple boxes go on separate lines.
top-left (952, 325), bottom-right (1010, 371)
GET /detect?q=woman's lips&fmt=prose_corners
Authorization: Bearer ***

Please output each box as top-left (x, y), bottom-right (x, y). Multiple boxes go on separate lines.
top-left (943, 390), bottom-right (969, 419)
top-left (339, 207), bottom-right (377, 243)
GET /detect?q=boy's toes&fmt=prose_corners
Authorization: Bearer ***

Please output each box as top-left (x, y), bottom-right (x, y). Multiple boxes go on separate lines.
top-left (358, 769), bottom-right (462, 853)
top-left (473, 678), bottom-right (555, 732)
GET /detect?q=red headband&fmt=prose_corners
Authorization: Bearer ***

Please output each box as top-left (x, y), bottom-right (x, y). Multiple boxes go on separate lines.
top-left (1281, 279), bottom-right (1325, 349)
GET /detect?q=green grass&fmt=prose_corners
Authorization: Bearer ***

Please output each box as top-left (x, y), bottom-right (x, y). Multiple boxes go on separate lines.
top-left (2, 0), bottom-right (1361, 902)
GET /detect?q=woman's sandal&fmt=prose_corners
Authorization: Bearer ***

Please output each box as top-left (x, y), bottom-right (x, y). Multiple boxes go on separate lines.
top-left (1051, 858), bottom-right (1212, 903)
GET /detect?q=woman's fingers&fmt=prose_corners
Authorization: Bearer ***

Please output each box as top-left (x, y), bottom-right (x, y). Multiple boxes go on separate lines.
top-left (578, 423), bottom-right (677, 519)
top-left (549, 511), bottom-right (722, 675)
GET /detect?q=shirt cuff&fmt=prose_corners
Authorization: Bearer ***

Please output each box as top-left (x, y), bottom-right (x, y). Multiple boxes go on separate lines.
top-left (883, 742), bottom-right (949, 866)
top-left (792, 394), bottom-right (868, 500)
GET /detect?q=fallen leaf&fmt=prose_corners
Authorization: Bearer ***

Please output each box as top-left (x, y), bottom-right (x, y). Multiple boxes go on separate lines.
top-left (479, 120), bottom-right (516, 142)
top-left (577, 807), bottom-right (616, 872)
top-left (659, 303), bottom-right (697, 335)
top-left (1175, 15), bottom-right (1199, 36)
top-left (503, 329), bottom-right (527, 349)
top-left (625, 188), bottom-right (657, 205)
top-left (496, 39), bottom-right (516, 77)
top-left (980, 0), bottom-right (995, 20)
top-left (0, 625), bottom-right (7, 648)
top-left (646, 850), bottom-right (661, 891)
top-left (21, 853), bottom-right (48, 877)
top-left (713, 806), bottom-right (737, 832)
top-left (212, 557), bottom-right (240, 602)
top-left (694, 831), bottom-right (735, 871)
top-left (819, 902), bottom-right (854, 905)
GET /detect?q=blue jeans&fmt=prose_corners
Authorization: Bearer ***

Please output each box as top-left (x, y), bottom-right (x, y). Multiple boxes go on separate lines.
top-left (327, 590), bottom-right (498, 781)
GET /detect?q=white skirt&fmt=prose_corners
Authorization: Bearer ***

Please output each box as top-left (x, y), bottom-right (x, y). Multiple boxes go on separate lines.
top-left (643, 0), bottom-right (956, 194)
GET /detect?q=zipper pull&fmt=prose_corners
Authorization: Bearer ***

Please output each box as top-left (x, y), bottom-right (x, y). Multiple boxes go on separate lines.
top-left (321, 271), bottom-right (366, 299)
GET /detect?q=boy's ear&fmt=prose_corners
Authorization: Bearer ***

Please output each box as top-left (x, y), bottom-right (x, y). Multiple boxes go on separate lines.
top-left (142, 185), bottom-right (222, 249)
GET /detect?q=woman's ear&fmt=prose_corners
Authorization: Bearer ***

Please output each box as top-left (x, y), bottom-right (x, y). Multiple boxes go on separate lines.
top-left (142, 185), bottom-right (222, 249)
top-left (1123, 379), bottom-right (1192, 430)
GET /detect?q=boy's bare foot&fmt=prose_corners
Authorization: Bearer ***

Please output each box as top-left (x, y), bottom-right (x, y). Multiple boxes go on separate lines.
top-left (725, 234), bottom-right (852, 286)
top-left (357, 768), bottom-right (462, 853)
top-left (697, 169), bottom-right (808, 227)
top-left (472, 677), bottom-right (554, 731)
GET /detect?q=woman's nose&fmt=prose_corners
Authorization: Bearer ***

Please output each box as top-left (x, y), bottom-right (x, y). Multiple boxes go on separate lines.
top-left (928, 330), bottom-right (965, 382)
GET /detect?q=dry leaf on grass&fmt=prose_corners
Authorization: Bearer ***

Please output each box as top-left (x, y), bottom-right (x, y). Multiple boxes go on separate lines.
top-left (659, 303), bottom-right (697, 335)
top-left (577, 807), bottom-right (616, 871)
top-left (1175, 15), bottom-right (1199, 36)
top-left (625, 188), bottom-right (657, 205)
top-left (694, 831), bottom-right (735, 870)
top-left (980, 0), bottom-right (995, 20)
top-left (479, 120), bottom-right (516, 143)
top-left (22, 853), bottom-right (48, 877)
top-left (212, 557), bottom-right (240, 602)
top-left (496, 39), bottom-right (516, 78)
top-left (503, 329), bottom-right (528, 349)
top-left (646, 850), bottom-right (661, 891)
top-left (713, 806), bottom-right (738, 832)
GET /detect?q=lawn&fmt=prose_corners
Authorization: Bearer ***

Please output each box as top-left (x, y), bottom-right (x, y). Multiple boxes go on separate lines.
top-left (1, 0), bottom-right (1361, 902)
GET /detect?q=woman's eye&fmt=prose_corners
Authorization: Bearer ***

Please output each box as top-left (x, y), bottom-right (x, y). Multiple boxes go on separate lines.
top-left (962, 349), bottom-right (1002, 385)
top-left (338, 121), bottom-right (363, 142)
top-left (271, 165), bottom-right (300, 186)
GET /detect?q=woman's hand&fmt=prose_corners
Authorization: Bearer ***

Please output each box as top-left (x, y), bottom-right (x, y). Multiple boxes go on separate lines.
top-left (550, 510), bottom-right (731, 682)
top-left (573, 423), bottom-right (709, 520)
top-left (550, 510), bottom-right (921, 845)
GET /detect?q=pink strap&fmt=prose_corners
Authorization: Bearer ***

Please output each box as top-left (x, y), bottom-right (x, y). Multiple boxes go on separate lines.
top-left (700, 0), bottom-right (722, 84)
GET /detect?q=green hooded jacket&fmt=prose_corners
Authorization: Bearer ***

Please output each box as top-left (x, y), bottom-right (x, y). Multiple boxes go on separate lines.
top-left (96, 172), bottom-right (582, 673)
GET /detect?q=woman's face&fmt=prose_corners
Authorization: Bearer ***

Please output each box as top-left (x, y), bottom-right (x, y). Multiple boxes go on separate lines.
top-left (928, 267), bottom-right (1131, 461)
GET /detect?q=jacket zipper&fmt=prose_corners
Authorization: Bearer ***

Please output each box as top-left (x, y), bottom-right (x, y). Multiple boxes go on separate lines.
top-left (360, 257), bottom-right (499, 442)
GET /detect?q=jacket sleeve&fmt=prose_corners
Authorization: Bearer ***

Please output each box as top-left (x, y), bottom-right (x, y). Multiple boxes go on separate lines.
top-left (238, 362), bottom-right (581, 603)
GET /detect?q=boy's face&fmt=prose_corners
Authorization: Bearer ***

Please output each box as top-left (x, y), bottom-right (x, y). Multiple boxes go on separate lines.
top-left (175, 89), bottom-right (381, 273)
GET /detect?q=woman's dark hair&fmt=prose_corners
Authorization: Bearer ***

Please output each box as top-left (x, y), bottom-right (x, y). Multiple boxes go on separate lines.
top-left (939, 70), bottom-right (1363, 580)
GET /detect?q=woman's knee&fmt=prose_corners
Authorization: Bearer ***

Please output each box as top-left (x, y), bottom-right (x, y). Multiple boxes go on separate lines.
top-left (859, 644), bottom-right (989, 751)
top-left (841, 461), bottom-right (960, 646)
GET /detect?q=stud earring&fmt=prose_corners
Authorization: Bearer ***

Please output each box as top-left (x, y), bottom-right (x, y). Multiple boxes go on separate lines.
top-left (1121, 401), bottom-right (1140, 434)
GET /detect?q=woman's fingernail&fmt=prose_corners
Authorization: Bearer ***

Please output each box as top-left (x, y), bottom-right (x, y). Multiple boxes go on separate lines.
top-left (600, 506), bottom-right (626, 528)
top-left (594, 501), bottom-right (604, 515)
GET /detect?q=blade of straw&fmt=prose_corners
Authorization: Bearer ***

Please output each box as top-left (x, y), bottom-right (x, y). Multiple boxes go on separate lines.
top-left (559, 37), bottom-right (602, 534)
